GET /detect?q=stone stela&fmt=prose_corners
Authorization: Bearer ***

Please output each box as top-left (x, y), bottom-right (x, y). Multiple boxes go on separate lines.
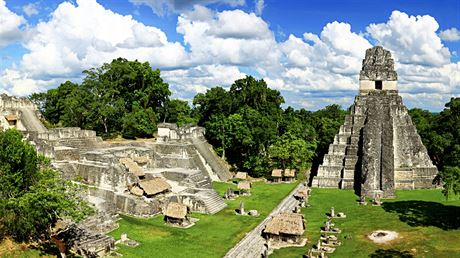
top-left (312, 46), bottom-right (438, 198)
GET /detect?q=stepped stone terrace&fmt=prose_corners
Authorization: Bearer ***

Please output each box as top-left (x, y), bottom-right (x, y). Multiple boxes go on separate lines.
top-left (312, 46), bottom-right (438, 198)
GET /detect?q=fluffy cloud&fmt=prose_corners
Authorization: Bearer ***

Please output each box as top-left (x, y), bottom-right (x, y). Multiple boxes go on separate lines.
top-left (273, 21), bottom-right (372, 95)
top-left (1, 0), bottom-right (187, 94)
top-left (439, 28), bottom-right (460, 42)
top-left (0, 0), bottom-right (25, 48)
top-left (22, 2), bottom-right (39, 17)
top-left (177, 6), bottom-right (281, 72)
top-left (163, 64), bottom-right (245, 100)
top-left (0, 2), bottom-right (458, 111)
top-left (367, 10), bottom-right (451, 67)
top-left (129, 0), bottom-right (245, 16)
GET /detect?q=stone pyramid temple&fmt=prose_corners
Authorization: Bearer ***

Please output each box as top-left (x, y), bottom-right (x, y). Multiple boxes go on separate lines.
top-left (312, 46), bottom-right (438, 198)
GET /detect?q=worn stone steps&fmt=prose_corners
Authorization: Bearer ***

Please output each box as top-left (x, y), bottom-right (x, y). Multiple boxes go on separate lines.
top-left (198, 190), bottom-right (227, 214)
top-left (192, 138), bottom-right (232, 181)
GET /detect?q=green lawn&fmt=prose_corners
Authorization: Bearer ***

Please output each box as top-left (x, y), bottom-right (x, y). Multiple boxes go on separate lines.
top-left (108, 181), bottom-right (298, 258)
top-left (271, 188), bottom-right (460, 258)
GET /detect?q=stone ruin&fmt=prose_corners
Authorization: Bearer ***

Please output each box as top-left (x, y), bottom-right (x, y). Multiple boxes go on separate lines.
top-left (312, 46), bottom-right (438, 198)
top-left (0, 94), bottom-right (234, 253)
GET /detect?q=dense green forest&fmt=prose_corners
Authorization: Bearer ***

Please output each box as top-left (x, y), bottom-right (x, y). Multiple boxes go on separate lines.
top-left (409, 99), bottom-right (460, 199)
top-left (30, 58), bottom-right (194, 139)
top-left (0, 129), bottom-right (93, 242)
top-left (30, 58), bottom-right (459, 198)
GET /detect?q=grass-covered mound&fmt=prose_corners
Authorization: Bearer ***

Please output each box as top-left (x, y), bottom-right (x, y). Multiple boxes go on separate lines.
top-left (272, 188), bottom-right (460, 258)
top-left (108, 181), bottom-right (298, 258)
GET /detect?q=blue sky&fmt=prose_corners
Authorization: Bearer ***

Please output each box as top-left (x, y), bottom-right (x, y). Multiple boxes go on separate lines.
top-left (0, 0), bottom-right (459, 111)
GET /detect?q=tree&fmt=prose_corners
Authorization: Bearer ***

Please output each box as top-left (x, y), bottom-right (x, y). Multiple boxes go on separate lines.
top-left (193, 87), bottom-right (231, 125)
top-left (29, 58), bottom-right (173, 139)
top-left (0, 129), bottom-right (93, 242)
top-left (410, 98), bottom-right (460, 199)
top-left (163, 99), bottom-right (196, 126)
top-left (0, 129), bottom-right (39, 198)
top-left (437, 166), bottom-right (460, 200)
top-left (121, 102), bottom-right (158, 139)
top-left (269, 131), bottom-right (316, 170)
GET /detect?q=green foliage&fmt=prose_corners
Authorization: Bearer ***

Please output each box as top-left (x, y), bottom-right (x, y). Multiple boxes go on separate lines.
top-left (29, 58), bottom-right (181, 138)
top-left (438, 167), bottom-right (460, 200)
top-left (0, 129), bottom-right (39, 198)
top-left (121, 102), bottom-right (158, 139)
top-left (164, 99), bottom-right (196, 126)
top-left (193, 76), bottom-right (285, 177)
top-left (0, 129), bottom-right (93, 242)
top-left (269, 131), bottom-right (316, 170)
top-left (193, 76), bottom-right (347, 177)
top-left (410, 97), bottom-right (460, 198)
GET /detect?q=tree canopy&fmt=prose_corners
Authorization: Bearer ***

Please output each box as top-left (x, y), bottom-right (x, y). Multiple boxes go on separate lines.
top-left (31, 58), bottom-right (195, 139)
top-left (0, 129), bottom-right (93, 242)
top-left (193, 75), bottom-right (345, 177)
top-left (410, 97), bottom-right (460, 199)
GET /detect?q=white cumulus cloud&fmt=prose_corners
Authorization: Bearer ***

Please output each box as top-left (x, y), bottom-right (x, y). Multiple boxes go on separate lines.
top-left (367, 10), bottom-right (451, 67)
top-left (1, 0), bottom-right (187, 95)
top-left (177, 6), bottom-right (281, 71)
top-left (163, 64), bottom-right (245, 100)
top-left (0, 0), bottom-right (25, 48)
top-left (439, 28), bottom-right (460, 42)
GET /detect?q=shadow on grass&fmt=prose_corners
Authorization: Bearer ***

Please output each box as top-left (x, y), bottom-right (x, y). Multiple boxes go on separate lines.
top-left (382, 201), bottom-right (460, 230)
top-left (30, 241), bottom-right (61, 257)
top-left (369, 249), bottom-right (413, 258)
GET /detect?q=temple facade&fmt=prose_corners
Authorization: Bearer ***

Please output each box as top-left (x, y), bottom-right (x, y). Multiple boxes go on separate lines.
top-left (312, 46), bottom-right (438, 198)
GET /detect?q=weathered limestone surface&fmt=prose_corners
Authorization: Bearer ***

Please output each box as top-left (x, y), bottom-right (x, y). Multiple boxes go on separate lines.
top-left (359, 46), bottom-right (397, 81)
top-left (0, 96), bottom-right (229, 219)
top-left (313, 46), bottom-right (437, 197)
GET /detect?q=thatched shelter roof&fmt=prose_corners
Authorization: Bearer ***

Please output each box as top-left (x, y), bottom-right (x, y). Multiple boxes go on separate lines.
top-left (284, 169), bottom-right (296, 177)
top-left (130, 185), bottom-right (144, 197)
top-left (165, 202), bottom-right (188, 219)
top-left (264, 213), bottom-right (305, 236)
top-left (237, 181), bottom-right (251, 190)
top-left (4, 114), bottom-right (17, 121)
top-left (138, 177), bottom-right (171, 196)
top-left (271, 169), bottom-right (282, 177)
top-left (133, 156), bottom-right (149, 165)
top-left (235, 172), bottom-right (247, 180)
top-left (120, 157), bottom-right (146, 177)
top-left (294, 188), bottom-right (309, 199)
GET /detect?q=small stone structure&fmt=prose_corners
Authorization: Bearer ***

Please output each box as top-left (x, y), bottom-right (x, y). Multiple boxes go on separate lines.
top-left (372, 194), bottom-right (382, 206)
top-left (312, 46), bottom-right (438, 198)
top-left (237, 181), bottom-right (251, 195)
top-left (138, 177), bottom-right (172, 197)
top-left (235, 172), bottom-right (248, 180)
top-left (120, 157), bottom-right (146, 178)
top-left (284, 169), bottom-right (296, 182)
top-left (271, 169), bottom-right (296, 182)
top-left (224, 187), bottom-right (237, 199)
top-left (263, 212), bottom-right (306, 247)
top-left (164, 202), bottom-right (191, 227)
top-left (271, 169), bottom-right (283, 182)
top-left (51, 221), bottom-right (115, 257)
top-left (294, 187), bottom-right (309, 207)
